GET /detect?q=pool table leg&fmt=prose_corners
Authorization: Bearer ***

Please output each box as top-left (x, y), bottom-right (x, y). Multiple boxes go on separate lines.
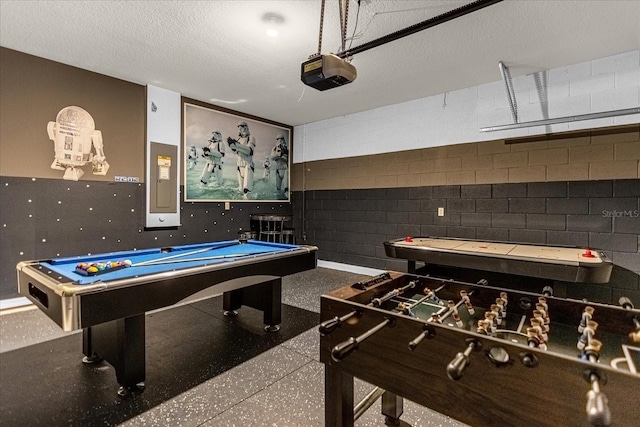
top-left (82, 314), bottom-right (146, 397)
top-left (223, 278), bottom-right (282, 332)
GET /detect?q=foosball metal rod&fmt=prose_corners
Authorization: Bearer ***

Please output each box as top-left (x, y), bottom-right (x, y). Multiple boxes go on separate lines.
top-left (371, 281), bottom-right (417, 307)
top-left (319, 280), bottom-right (425, 336)
top-left (353, 386), bottom-right (386, 421)
top-left (408, 290), bottom-right (473, 351)
top-left (516, 314), bottom-right (527, 333)
top-left (331, 317), bottom-right (395, 362)
top-left (437, 289), bottom-right (475, 323)
top-left (399, 283), bottom-right (447, 313)
top-left (407, 303), bottom-right (452, 350)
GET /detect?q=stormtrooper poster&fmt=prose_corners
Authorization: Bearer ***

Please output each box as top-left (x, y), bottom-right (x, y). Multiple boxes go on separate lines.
top-left (184, 102), bottom-right (291, 202)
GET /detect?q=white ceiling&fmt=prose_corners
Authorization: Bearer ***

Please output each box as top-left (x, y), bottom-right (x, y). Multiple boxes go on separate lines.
top-left (1, 1), bottom-right (639, 127)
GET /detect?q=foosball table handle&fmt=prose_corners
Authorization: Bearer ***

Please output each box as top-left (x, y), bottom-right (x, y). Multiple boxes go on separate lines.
top-left (319, 310), bottom-right (360, 335)
top-left (319, 317), bottom-right (341, 335)
top-left (586, 386), bottom-right (611, 427)
top-left (447, 339), bottom-right (481, 381)
top-left (331, 317), bottom-right (394, 362)
top-left (331, 337), bottom-right (358, 361)
top-left (408, 324), bottom-right (436, 351)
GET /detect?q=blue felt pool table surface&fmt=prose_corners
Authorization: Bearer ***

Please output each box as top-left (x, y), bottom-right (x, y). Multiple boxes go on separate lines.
top-left (43, 240), bottom-right (301, 285)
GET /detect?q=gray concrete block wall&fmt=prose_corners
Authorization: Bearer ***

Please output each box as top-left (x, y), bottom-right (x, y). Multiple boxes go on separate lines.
top-left (293, 178), bottom-right (640, 305)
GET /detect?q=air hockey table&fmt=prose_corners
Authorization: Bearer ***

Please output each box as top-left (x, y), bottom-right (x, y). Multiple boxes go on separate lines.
top-left (384, 237), bottom-right (613, 292)
top-left (17, 239), bottom-right (317, 395)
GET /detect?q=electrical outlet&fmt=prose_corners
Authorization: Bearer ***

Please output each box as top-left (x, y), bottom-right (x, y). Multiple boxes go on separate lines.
top-left (437, 207), bottom-right (445, 217)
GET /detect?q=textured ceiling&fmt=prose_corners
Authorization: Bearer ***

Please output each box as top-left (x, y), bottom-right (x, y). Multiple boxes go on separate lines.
top-left (1, 0), bottom-right (639, 126)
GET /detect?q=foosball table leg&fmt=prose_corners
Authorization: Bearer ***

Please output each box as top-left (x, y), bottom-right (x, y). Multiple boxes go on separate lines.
top-left (325, 364), bottom-right (355, 427)
top-left (381, 390), bottom-right (404, 426)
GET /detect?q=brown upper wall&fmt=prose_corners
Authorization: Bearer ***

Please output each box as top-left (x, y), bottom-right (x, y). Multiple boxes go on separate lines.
top-left (291, 125), bottom-right (640, 191)
top-left (2, 47), bottom-right (637, 189)
top-left (0, 47), bottom-right (145, 181)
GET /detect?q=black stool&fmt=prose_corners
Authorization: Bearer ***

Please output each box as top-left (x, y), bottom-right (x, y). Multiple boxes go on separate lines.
top-left (250, 214), bottom-right (292, 243)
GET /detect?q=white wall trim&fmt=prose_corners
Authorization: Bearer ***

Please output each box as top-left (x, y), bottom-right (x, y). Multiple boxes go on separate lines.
top-left (317, 260), bottom-right (385, 276)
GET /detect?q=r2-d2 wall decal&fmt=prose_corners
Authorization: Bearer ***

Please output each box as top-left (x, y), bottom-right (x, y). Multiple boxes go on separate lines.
top-left (47, 106), bottom-right (109, 181)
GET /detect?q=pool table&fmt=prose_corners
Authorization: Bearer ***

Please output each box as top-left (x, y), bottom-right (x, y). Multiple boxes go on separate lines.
top-left (17, 239), bottom-right (317, 396)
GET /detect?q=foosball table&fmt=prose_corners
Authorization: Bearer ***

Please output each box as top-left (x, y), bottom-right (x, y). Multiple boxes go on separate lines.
top-left (320, 271), bottom-right (640, 427)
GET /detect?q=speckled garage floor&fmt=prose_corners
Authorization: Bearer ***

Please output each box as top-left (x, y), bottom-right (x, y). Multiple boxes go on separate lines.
top-left (0, 267), bottom-right (465, 427)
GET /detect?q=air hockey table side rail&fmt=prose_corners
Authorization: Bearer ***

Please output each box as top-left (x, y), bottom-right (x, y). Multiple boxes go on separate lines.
top-left (320, 271), bottom-right (640, 427)
top-left (383, 237), bottom-right (614, 285)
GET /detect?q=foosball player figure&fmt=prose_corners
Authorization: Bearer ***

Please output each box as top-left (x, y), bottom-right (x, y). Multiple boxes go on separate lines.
top-left (397, 302), bottom-right (417, 318)
top-left (619, 296), bottom-right (640, 343)
top-left (577, 320), bottom-right (598, 352)
top-left (491, 304), bottom-right (503, 326)
top-left (448, 300), bottom-right (464, 328)
top-left (581, 338), bottom-right (603, 362)
top-left (530, 317), bottom-right (548, 350)
top-left (526, 327), bottom-right (541, 349)
top-left (579, 306), bottom-right (595, 333)
top-left (536, 301), bottom-right (550, 332)
top-left (430, 313), bottom-right (442, 324)
top-left (424, 287), bottom-right (442, 305)
top-left (495, 297), bottom-right (505, 320)
top-left (533, 309), bottom-right (546, 335)
top-left (476, 319), bottom-right (490, 335)
top-left (537, 296), bottom-right (548, 313)
top-left (484, 311), bottom-right (497, 334)
top-left (500, 292), bottom-right (508, 317)
top-left (460, 290), bottom-right (475, 315)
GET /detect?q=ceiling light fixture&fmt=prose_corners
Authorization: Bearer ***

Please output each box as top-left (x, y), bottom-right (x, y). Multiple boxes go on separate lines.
top-left (209, 98), bottom-right (247, 105)
top-left (263, 12), bottom-right (284, 37)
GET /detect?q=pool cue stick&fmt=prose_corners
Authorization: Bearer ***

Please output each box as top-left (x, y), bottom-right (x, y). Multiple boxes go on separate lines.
top-left (133, 251), bottom-right (267, 267)
top-left (133, 241), bottom-right (241, 266)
